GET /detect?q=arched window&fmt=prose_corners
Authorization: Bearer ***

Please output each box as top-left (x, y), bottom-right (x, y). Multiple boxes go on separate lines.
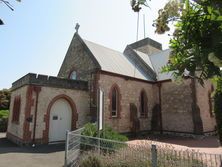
top-left (109, 84), bottom-right (121, 118)
top-left (112, 88), bottom-right (118, 117)
top-left (69, 70), bottom-right (77, 80)
top-left (140, 90), bottom-right (148, 117)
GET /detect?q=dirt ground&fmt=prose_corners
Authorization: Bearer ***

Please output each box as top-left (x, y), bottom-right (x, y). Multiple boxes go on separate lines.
top-left (0, 133), bottom-right (65, 167)
top-left (128, 134), bottom-right (222, 154)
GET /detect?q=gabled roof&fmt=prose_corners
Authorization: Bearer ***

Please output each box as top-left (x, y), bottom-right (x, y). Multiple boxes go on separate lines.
top-left (84, 39), bottom-right (153, 81)
top-left (149, 49), bottom-right (173, 81)
top-left (81, 34), bottom-right (172, 82)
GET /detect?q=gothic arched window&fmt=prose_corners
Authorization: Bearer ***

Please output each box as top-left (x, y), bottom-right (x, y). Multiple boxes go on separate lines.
top-left (140, 90), bottom-right (148, 117)
top-left (69, 70), bottom-right (77, 80)
top-left (109, 84), bottom-right (121, 118)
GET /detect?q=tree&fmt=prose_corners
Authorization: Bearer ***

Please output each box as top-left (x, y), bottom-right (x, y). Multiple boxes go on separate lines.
top-left (130, 0), bottom-right (150, 12)
top-left (153, 0), bottom-right (222, 84)
top-left (0, 89), bottom-right (11, 110)
top-left (0, 0), bottom-right (21, 25)
top-left (132, 0), bottom-right (222, 143)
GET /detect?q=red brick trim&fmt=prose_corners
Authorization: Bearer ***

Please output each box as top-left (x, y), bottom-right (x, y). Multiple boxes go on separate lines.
top-left (108, 83), bottom-right (122, 119)
top-left (23, 86), bottom-right (35, 143)
top-left (42, 94), bottom-right (78, 143)
top-left (139, 89), bottom-right (148, 118)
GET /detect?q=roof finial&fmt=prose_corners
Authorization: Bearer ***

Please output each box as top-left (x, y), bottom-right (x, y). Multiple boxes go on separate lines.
top-left (75, 23), bottom-right (80, 33)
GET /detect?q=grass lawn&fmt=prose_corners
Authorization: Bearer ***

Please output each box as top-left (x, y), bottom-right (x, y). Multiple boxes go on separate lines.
top-left (0, 110), bottom-right (9, 119)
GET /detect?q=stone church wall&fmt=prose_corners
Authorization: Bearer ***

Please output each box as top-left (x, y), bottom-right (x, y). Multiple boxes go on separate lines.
top-left (7, 86), bottom-right (28, 142)
top-left (161, 79), bottom-right (194, 133)
top-left (7, 73), bottom-right (90, 145)
top-left (98, 73), bottom-right (158, 133)
top-left (34, 86), bottom-right (90, 142)
top-left (195, 80), bottom-right (216, 133)
top-left (58, 34), bottom-right (98, 81)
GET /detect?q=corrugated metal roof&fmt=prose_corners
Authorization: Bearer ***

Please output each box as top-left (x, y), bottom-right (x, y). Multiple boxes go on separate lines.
top-left (84, 40), bottom-right (153, 81)
top-left (134, 50), bottom-right (154, 71)
top-left (149, 49), bottom-right (173, 81)
top-left (83, 39), bottom-right (172, 82)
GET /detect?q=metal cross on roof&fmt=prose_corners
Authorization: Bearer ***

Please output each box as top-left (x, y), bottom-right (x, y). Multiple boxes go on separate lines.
top-left (75, 23), bottom-right (80, 33)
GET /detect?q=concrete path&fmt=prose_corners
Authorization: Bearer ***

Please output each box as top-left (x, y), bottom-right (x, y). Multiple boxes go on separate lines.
top-left (0, 133), bottom-right (65, 167)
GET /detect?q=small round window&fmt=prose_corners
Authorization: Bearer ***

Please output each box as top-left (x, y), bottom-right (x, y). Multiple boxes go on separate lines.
top-left (69, 71), bottom-right (77, 80)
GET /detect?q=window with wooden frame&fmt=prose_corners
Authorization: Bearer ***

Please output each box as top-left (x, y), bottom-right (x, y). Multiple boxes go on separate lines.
top-left (12, 95), bottom-right (21, 123)
top-left (140, 90), bottom-right (148, 118)
top-left (109, 84), bottom-right (121, 118)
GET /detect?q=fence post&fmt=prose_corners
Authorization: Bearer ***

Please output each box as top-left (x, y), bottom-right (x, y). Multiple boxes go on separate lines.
top-left (151, 144), bottom-right (157, 167)
top-left (64, 130), bottom-right (69, 167)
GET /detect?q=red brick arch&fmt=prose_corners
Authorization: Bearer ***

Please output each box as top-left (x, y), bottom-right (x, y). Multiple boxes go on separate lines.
top-left (42, 94), bottom-right (78, 143)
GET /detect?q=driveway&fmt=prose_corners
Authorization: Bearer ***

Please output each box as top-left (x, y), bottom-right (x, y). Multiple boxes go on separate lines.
top-left (0, 133), bottom-right (65, 167)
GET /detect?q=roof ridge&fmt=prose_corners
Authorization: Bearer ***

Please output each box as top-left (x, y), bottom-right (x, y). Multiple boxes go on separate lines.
top-left (83, 39), bottom-right (123, 54)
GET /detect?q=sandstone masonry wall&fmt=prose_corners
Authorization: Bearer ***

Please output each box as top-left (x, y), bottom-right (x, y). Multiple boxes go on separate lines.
top-left (195, 80), bottom-right (216, 132)
top-left (161, 80), bottom-right (194, 133)
top-left (58, 34), bottom-right (98, 81)
top-left (34, 86), bottom-right (90, 140)
top-left (7, 86), bottom-right (28, 139)
top-left (98, 74), bottom-right (158, 133)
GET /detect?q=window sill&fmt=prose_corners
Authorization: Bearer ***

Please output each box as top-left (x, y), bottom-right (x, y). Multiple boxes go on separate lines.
top-left (109, 116), bottom-right (121, 119)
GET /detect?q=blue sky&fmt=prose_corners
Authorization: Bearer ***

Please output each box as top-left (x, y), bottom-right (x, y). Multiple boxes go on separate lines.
top-left (0, 0), bottom-right (171, 89)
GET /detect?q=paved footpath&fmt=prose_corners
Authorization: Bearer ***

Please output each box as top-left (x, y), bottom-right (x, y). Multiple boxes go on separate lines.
top-left (0, 133), bottom-right (65, 167)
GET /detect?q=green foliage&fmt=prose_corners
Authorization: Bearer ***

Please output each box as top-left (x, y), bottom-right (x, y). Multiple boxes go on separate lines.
top-left (0, 110), bottom-right (9, 119)
top-left (153, 0), bottom-right (222, 83)
top-left (0, 89), bottom-right (11, 110)
top-left (214, 77), bottom-right (222, 144)
top-left (80, 155), bottom-right (102, 167)
top-left (81, 123), bottom-right (97, 137)
top-left (0, 110), bottom-right (9, 132)
top-left (100, 126), bottom-right (128, 142)
top-left (130, 0), bottom-right (150, 12)
top-left (82, 123), bottom-right (128, 142)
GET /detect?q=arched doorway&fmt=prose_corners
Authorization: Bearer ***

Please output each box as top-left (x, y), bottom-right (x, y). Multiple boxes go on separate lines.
top-left (49, 99), bottom-right (72, 142)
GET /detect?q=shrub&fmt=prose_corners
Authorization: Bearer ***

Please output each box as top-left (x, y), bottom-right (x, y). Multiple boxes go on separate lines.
top-left (79, 154), bottom-right (102, 167)
top-left (81, 123), bottom-right (128, 142)
top-left (81, 123), bottom-right (128, 152)
top-left (81, 123), bottom-right (97, 137)
top-left (0, 110), bottom-right (9, 132)
top-left (0, 110), bottom-right (9, 119)
top-left (0, 89), bottom-right (11, 110)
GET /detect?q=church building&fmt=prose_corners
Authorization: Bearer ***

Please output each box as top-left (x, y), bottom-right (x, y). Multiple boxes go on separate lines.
top-left (7, 29), bottom-right (216, 145)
